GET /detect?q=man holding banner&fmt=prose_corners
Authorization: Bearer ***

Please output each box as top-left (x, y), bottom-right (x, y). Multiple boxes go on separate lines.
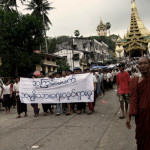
top-left (14, 76), bottom-right (27, 118)
top-left (40, 71), bottom-right (53, 116)
top-left (19, 71), bottom-right (94, 109)
top-left (85, 69), bottom-right (97, 115)
top-left (74, 68), bottom-right (86, 114)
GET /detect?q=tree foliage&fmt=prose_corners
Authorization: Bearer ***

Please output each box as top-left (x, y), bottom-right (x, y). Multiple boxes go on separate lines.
top-left (47, 36), bottom-right (70, 53)
top-left (74, 30), bottom-right (80, 37)
top-left (106, 22), bottom-right (111, 30)
top-left (47, 38), bottom-right (57, 53)
top-left (0, 0), bottom-right (26, 11)
top-left (0, 8), bottom-right (44, 77)
top-left (89, 36), bottom-right (115, 51)
top-left (25, 0), bottom-right (55, 28)
top-left (56, 59), bottom-right (70, 72)
top-left (109, 34), bottom-right (119, 42)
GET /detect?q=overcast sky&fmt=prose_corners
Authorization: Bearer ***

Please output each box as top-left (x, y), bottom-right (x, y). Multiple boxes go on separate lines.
top-left (19, 0), bottom-right (150, 38)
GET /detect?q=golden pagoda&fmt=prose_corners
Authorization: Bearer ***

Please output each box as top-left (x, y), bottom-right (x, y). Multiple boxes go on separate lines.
top-left (122, 0), bottom-right (150, 58)
top-left (97, 20), bottom-right (107, 36)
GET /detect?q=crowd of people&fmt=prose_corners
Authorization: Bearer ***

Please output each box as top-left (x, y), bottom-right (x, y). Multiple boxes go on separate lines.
top-left (0, 66), bottom-right (120, 118)
top-left (0, 60), bottom-right (142, 118)
top-left (0, 56), bottom-right (150, 150)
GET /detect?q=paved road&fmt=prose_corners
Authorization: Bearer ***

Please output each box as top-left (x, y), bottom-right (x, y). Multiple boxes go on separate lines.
top-left (0, 88), bottom-right (136, 150)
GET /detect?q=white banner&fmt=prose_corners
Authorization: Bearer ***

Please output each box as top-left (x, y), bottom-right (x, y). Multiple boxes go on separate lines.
top-left (19, 73), bottom-right (94, 103)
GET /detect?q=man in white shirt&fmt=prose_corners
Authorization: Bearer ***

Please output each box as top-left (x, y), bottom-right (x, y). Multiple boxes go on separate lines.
top-left (99, 70), bottom-right (105, 95)
top-left (85, 69), bottom-right (96, 115)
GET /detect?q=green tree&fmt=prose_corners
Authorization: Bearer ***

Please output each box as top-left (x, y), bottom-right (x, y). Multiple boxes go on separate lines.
top-left (0, 0), bottom-right (16, 11)
top-left (0, 0), bottom-right (26, 11)
top-left (47, 36), bottom-right (70, 53)
top-left (47, 38), bottom-right (57, 53)
top-left (74, 30), bottom-right (80, 37)
top-left (106, 22), bottom-right (111, 35)
top-left (25, 0), bottom-right (55, 53)
top-left (25, 0), bottom-right (54, 27)
top-left (109, 34), bottom-right (118, 42)
top-left (89, 36), bottom-right (115, 51)
top-left (0, 8), bottom-right (44, 77)
top-left (56, 59), bottom-right (70, 72)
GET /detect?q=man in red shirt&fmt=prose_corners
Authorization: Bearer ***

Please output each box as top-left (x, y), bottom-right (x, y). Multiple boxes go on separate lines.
top-left (116, 63), bottom-right (131, 119)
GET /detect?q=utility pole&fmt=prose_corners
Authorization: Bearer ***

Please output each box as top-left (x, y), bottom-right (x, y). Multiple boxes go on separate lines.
top-left (72, 39), bottom-right (75, 70)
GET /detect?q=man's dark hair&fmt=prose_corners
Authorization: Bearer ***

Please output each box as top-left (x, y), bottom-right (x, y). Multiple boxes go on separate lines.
top-left (40, 71), bottom-right (45, 76)
top-left (118, 63), bottom-right (125, 68)
top-left (3, 79), bottom-right (9, 84)
top-left (74, 67), bottom-right (82, 72)
top-left (84, 68), bottom-right (90, 72)
top-left (67, 69), bottom-right (73, 73)
top-left (13, 76), bottom-right (19, 79)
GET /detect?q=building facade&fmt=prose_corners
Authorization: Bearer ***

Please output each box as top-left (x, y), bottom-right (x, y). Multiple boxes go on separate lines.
top-left (54, 38), bottom-right (110, 70)
top-left (34, 51), bottom-right (61, 75)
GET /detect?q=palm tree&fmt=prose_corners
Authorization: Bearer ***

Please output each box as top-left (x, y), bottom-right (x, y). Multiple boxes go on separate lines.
top-left (106, 22), bottom-right (111, 36)
top-left (0, 0), bottom-right (25, 11)
top-left (26, 0), bottom-right (54, 27)
top-left (74, 30), bottom-right (80, 37)
top-left (25, 0), bottom-right (55, 53)
top-left (0, 0), bottom-right (15, 11)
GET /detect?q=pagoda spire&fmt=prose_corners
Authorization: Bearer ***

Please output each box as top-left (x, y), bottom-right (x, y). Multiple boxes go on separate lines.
top-left (130, 0), bottom-right (150, 36)
top-left (121, 0), bottom-right (150, 57)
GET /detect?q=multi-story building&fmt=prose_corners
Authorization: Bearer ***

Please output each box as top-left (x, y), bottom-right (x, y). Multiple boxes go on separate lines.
top-left (54, 38), bottom-right (110, 70)
top-left (34, 50), bottom-right (61, 75)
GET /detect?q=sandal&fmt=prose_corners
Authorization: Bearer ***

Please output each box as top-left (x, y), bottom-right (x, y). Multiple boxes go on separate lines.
top-left (87, 111), bottom-right (92, 115)
top-left (16, 116), bottom-right (21, 119)
top-left (65, 113), bottom-right (71, 116)
top-left (119, 116), bottom-right (125, 119)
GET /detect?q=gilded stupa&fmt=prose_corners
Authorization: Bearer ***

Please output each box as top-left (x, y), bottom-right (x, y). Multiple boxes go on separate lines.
top-left (122, 0), bottom-right (150, 58)
top-left (97, 20), bottom-right (107, 36)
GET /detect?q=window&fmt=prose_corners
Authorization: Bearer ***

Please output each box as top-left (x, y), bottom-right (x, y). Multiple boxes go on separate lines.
top-left (72, 45), bottom-right (76, 50)
top-left (47, 57), bottom-right (50, 61)
top-left (42, 66), bottom-right (45, 72)
top-left (73, 54), bottom-right (79, 61)
top-left (83, 43), bottom-right (87, 49)
top-left (52, 58), bottom-right (55, 62)
top-left (48, 67), bottom-right (51, 72)
top-left (63, 56), bottom-right (67, 60)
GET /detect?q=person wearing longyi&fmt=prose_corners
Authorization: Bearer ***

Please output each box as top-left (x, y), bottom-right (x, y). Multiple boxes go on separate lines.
top-left (14, 76), bottom-right (28, 118)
